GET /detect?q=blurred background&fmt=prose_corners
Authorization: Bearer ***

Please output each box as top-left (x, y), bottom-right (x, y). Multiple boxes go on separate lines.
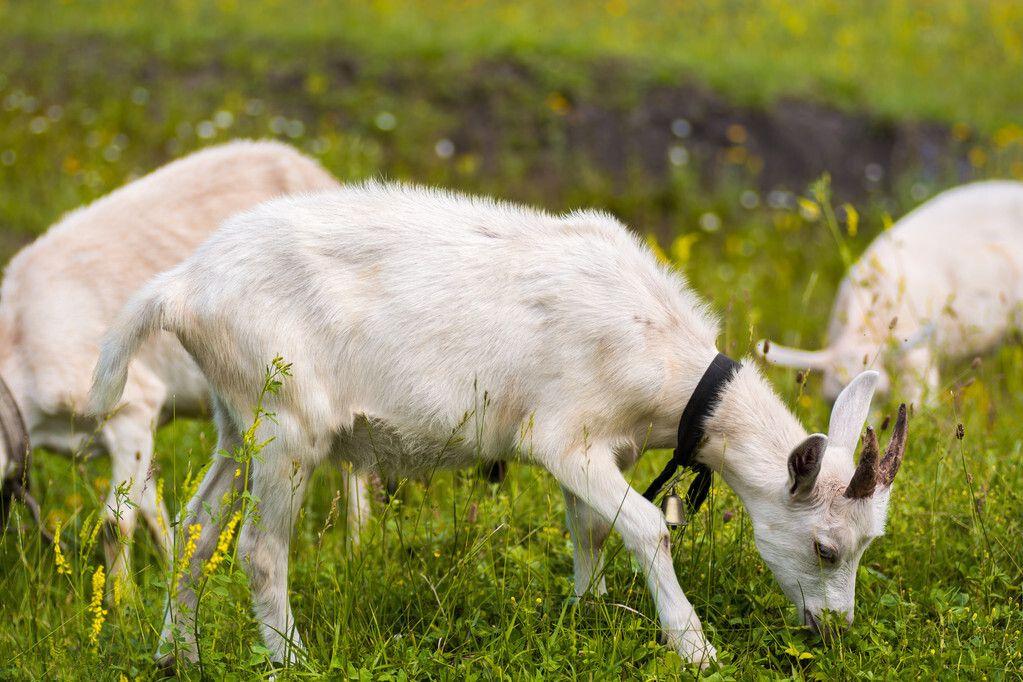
top-left (2, 2), bottom-right (1022, 677)
top-left (2, 2), bottom-right (1022, 323)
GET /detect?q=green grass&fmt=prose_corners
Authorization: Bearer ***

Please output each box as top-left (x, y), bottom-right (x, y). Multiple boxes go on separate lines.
top-left (2, 2), bottom-right (1023, 679)
top-left (6, 344), bottom-right (1023, 680)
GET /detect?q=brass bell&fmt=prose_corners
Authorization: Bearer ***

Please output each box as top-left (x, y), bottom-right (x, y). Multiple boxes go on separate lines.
top-left (661, 487), bottom-right (686, 528)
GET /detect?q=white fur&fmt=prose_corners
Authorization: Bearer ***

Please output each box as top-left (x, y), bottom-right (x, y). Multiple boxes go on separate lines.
top-left (90, 182), bottom-right (899, 668)
top-left (0, 140), bottom-right (369, 577)
top-left (761, 180), bottom-right (1023, 404)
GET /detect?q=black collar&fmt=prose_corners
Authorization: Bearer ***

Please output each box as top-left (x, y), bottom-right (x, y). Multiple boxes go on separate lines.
top-left (642, 353), bottom-right (741, 518)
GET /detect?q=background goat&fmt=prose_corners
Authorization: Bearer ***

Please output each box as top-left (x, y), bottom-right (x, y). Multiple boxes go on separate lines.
top-left (760, 180), bottom-right (1023, 405)
top-left (1, 140), bottom-right (369, 578)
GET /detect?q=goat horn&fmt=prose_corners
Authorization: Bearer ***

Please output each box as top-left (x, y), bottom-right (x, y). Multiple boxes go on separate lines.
top-left (878, 403), bottom-right (908, 487)
top-left (844, 426), bottom-right (880, 499)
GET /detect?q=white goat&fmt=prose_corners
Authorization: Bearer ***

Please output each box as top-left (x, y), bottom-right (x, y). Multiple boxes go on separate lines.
top-left (90, 183), bottom-right (907, 668)
top-left (760, 180), bottom-right (1023, 405)
top-left (1, 140), bottom-right (369, 577)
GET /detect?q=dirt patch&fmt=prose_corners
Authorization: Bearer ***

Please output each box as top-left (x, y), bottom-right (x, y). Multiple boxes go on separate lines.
top-left (445, 59), bottom-right (969, 200)
top-left (0, 39), bottom-right (977, 204)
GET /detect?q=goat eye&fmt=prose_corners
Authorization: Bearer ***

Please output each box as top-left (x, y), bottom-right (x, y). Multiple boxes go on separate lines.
top-left (814, 541), bottom-right (838, 565)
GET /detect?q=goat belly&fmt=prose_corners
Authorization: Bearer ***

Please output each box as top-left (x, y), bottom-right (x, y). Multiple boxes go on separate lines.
top-left (334, 415), bottom-right (513, 478)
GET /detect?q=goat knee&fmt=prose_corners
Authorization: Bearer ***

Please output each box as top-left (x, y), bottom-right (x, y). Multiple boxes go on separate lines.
top-left (621, 522), bottom-right (672, 568)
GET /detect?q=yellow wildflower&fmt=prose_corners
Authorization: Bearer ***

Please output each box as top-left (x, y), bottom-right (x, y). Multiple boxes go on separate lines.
top-left (88, 565), bottom-right (107, 649)
top-left (545, 92), bottom-right (570, 116)
top-left (81, 517), bottom-right (102, 554)
top-left (797, 197), bottom-right (820, 221)
top-left (181, 461), bottom-right (211, 502)
top-left (670, 234), bottom-right (699, 266)
top-left (154, 478), bottom-right (168, 541)
top-left (994, 124), bottom-right (1023, 149)
top-left (205, 512), bottom-right (241, 576)
top-left (173, 523), bottom-right (202, 594)
top-left (53, 521), bottom-right (71, 576)
top-left (843, 203), bottom-right (859, 237)
top-left (112, 574), bottom-right (123, 607)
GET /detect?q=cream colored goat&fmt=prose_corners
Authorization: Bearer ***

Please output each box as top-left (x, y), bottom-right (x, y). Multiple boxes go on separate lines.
top-left (0, 140), bottom-right (368, 577)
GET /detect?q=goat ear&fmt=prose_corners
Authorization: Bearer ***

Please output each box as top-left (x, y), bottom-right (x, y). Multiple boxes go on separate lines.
top-left (826, 370), bottom-right (878, 453)
top-left (788, 433), bottom-right (828, 497)
top-left (757, 339), bottom-right (832, 370)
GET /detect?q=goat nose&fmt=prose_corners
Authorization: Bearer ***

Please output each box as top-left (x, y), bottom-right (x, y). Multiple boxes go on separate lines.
top-left (804, 610), bottom-right (851, 640)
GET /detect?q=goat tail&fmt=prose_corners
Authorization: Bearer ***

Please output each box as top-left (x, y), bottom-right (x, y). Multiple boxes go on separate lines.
top-left (88, 274), bottom-right (179, 416)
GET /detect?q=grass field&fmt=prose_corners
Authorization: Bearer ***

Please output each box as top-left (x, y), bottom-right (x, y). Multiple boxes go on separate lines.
top-left (1, 2), bottom-right (1023, 679)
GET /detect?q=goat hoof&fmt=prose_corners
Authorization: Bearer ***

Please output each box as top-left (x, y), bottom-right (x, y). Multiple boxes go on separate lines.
top-left (665, 628), bottom-right (717, 670)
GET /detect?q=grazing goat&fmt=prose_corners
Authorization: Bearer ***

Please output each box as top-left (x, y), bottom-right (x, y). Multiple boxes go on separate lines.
top-left (90, 183), bottom-right (908, 668)
top-left (760, 180), bottom-right (1023, 405)
top-left (1, 140), bottom-right (369, 577)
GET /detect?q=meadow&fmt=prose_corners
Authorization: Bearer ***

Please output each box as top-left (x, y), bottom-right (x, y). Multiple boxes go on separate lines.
top-left (1, 1), bottom-right (1022, 679)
